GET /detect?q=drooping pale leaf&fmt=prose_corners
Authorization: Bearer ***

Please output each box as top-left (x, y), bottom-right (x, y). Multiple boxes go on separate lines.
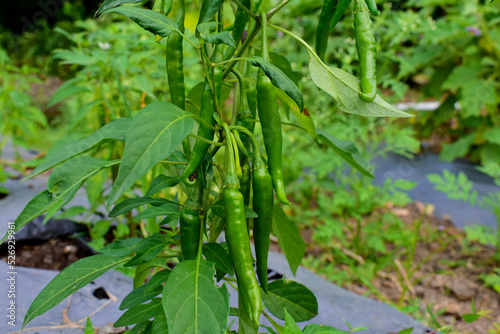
top-left (120, 284), bottom-right (163, 310)
top-left (23, 255), bottom-right (128, 328)
top-left (99, 238), bottom-right (143, 257)
top-left (248, 57), bottom-right (304, 112)
top-left (162, 259), bottom-right (230, 334)
top-left (109, 197), bottom-right (169, 218)
top-left (134, 203), bottom-right (180, 220)
top-left (95, 0), bottom-right (144, 16)
top-left (276, 89), bottom-right (317, 140)
top-left (145, 175), bottom-right (181, 197)
top-left (302, 324), bottom-right (350, 333)
top-left (107, 102), bottom-right (194, 206)
top-left (125, 234), bottom-right (169, 267)
top-left (284, 308), bottom-right (301, 334)
top-left (145, 269), bottom-right (171, 293)
top-left (317, 130), bottom-right (374, 177)
top-left (102, 7), bottom-right (179, 38)
top-left (25, 117), bottom-right (131, 180)
top-left (272, 205), bottom-right (305, 275)
top-left (115, 298), bottom-right (163, 327)
top-left (202, 243), bottom-right (234, 276)
top-left (261, 279), bottom-right (318, 322)
top-left (309, 56), bottom-right (412, 118)
top-left (197, 0), bottom-right (225, 25)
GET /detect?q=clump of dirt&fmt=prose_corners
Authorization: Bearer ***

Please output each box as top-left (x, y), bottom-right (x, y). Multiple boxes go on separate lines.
top-left (300, 202), bottom-right (500, 334)
top-left (0, 236), bottom-right (92, 271)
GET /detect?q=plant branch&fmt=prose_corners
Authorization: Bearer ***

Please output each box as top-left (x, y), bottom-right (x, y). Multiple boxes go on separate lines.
top-left (230, 0), bottom-right (259, 21)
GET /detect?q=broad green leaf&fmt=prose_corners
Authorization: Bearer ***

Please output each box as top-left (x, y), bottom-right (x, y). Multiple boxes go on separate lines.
top-left (202, 243), bottom-right (234, 276)
top-left (3, 158), bottom-right (117, 242)
top-left (108, 102), bottom-right (194, 206)
top-left (284, 308), bottom-right (301, 334)
top-left (197, 0), bottom-right (225, 25)
top-left (146, 269), bottom-right (171, 293)
top-left (115, 298), bottom-right (163, 327)
top-left (270, 52), bottom-right (300, 85)
top-left (125, 234), bottom-right (169, 266)
top-left (95, 0), bottom-right (144, 16)
top-left (152, 312), bottom-right (169, 334)
top-left (134, 203), bottom-right (180, 220)
top-left (201, 31), bottom-right (236, 48)
top-left (309, 56), bottom-right (412, 118)
top-left (103, 7), bottom-right (179, 38)
top-left (128, 321), bottom-right (153, 334)
top-left (248, 56), bottom-right (304, 112)
top-left (120, 285), bottom-right (163, 310)
top-left (145, 175), bottom-right (181, 196)
top-left (99, 238), bottom-right (143, 257)
top-left (302, 324), bottom-right (350, 333)
top-left (272, 205), bottom-right (305, 275)
top-left (317, 130), bottom-right (374, 177)
top-left (23, 255), bottom-right (128, 328)
top-left (48, 84), bottom-right (89, 107)
top-left (484, 127), bottom-right (500, 146)
top-left (25, 117), bottom-right (131, 180)
top-left (261, 279), bottom-right (318, 322)
top-left (462, 313), bottom-right (480, 323)
top-left (440, 133), bottom-right (475, 162)
top-left (276, 89), bottom-right (317, 140)
top-left (162, 259), bottom-right (230, 334)
top-left (109, 197), bottom-right (170, 218)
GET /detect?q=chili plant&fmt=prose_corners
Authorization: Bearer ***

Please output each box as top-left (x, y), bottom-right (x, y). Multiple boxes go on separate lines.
top-left (4, 0), bottom-right (414, 332)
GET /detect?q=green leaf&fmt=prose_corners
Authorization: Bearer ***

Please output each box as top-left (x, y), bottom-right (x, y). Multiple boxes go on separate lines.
top-left (317, 130), bottom-right (374, 177)
top-left (108, 102), bottom-right (194, 206)
top-left (276, 89), bottom-right (317, 140)
top-left (109, 197), bottom-right (170, 218)
top-left (484, 127), bottom-right (500, 146)
top-left (146, 269), bottom-right (171, 293)
top-left (152, 311), bottom-right (169, 334)
top-left (197, 23), bottom-right (236, 48)
top-left (162, 259), bottom-right (230, 334)
top-left (25, 118), bottom-right (131, 180)
top-left (128, 321), bottom-right (153, 334)
top-left (48, 84), bottom-right (89, 107)
top-left (302, 324), bottom-right (350, 333)
top-left (134, 203), bottom-right (180, 220)
top-left (284, 308), bottom-right (301, 334)
top-left (84, 318), bottom-right (94, 334)
top-left (440, 134), bottom-right (475, 162)
top-left (146, 175), bottom-right (181, 196)
top-left (95, 0), bottom-right (144, 16)
top-left (120, 284), bottom-right (163, 310)
top-left (125, 234), bottom-right (169, 267)
top-left (270, 52), bottom-right (300, 85)
top-left (103, 7), bottom-right (179, 38)
top-left (309, 56), bottom-right (412, 118)
top-left (202, 243), bottom-right (234, 276)
top-left (23, 255), bottom-right (128, 328)
top-left (261, 279), bottom-right (318, 322)
top-left (99, 238), bottom-right (143, 257)
top-left (197, 0), bottom-right (225, 25)
top-left (115, 298), bottom-right (163, 327)
top-left (397, 329), bottom-right (414, 334)
top-left (272, 205), bottom-right (305, 276)
top-left (248, 56), bottom-right (304, 112)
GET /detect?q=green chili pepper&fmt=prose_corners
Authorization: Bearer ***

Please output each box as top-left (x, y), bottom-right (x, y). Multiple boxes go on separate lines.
top-left (225, 0), bottom-right (251, 59)
top-left (236, 127), bottom-right (273, 293)
top-left (257, 13), bottom-right (290, 205)
top-left (222, 123), bottom-right (262, 324)
top-left (181, 79), bottom-right (216, 186)
top-left (315, 0), bottom-right (338, 61)
top-left (364, 0), bottom-right (380, 16)
top-left (233, 69), bottom-right (254, 149)
top-left (179, 182), bottom-right (202, 260)
top-left (354, 0), bottom-right (377, 102)
top-left (329, 0), bottom-right (353, 31)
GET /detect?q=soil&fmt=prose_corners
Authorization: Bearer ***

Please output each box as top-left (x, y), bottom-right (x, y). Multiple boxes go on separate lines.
top-left (297, 202), bottom-right (500, 334)
top-left (4, 202), bottom-right (499, 333)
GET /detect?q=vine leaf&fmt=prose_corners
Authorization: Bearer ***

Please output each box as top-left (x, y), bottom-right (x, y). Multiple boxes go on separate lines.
top-left (107, 102), bottom-right (194, 206)
top-left (102, 7), bottom-right (179, 38)
top-left (162, 259), bottom-right (230, 334)
top-left (317, 130), bottom-right (374, 178)
top-left (247, 56), bottom-right (304, 112)
top-left (2, 157), bottom-right (118, 243)
top-left (261, 279), bottom-right (318, 322)
top-left (95, 0), bottom-right (143, 16)
top-left (272, 205), bottom-right (305, 276)
top-left (309, 56), bottom-right (412, 118)
top-left (23, 255), bottom-right (128, 328)
top-left (25, 117), bottom-right (131, 180)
